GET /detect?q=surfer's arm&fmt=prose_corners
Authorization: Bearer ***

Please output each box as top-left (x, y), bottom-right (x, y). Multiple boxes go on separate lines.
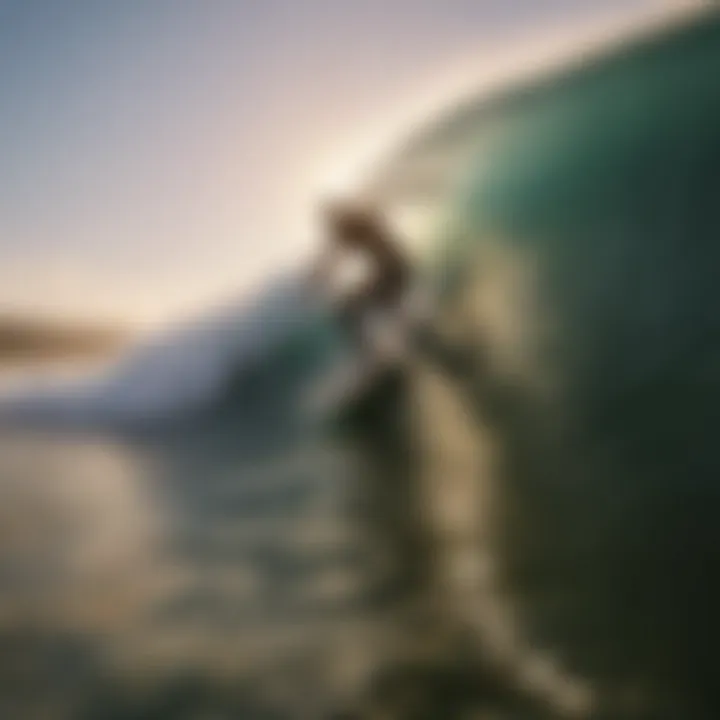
top-left (308, 242), bottom-right (342, 289)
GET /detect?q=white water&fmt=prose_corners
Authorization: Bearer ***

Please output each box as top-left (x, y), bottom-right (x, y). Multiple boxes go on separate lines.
top-left (0, 273), bottom-right (317, 427)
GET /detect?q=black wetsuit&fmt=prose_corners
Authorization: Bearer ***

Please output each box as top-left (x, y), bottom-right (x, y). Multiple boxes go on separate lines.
top-left (335, 223), bottom-right (410, 351)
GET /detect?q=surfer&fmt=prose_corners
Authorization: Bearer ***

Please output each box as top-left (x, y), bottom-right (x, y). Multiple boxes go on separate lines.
top-left (310, 200), bottom-right (412, 359)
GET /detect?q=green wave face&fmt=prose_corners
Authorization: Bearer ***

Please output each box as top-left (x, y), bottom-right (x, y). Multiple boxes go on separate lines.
top-left (345, 12), bottom-right (720, 716)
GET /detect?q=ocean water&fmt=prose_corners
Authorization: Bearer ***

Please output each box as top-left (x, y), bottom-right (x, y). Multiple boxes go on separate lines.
top-left (2, 9), bottom-right (720, 719)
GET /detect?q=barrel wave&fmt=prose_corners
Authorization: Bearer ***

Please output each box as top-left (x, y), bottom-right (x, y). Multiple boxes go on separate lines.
top-left (1, 10), bottom-right (720, 719)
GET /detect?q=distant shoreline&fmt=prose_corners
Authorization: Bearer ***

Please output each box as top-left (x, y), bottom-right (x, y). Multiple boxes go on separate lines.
top-left (0, 316), bottom-right (128, 366)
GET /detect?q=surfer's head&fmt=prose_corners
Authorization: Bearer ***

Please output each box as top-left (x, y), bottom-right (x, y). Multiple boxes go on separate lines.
top-left (322, 197), bottom-right (385, 246)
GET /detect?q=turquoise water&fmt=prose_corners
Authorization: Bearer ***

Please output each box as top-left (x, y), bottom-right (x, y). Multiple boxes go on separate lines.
top-left (2, 10), bottom-right (720, 719)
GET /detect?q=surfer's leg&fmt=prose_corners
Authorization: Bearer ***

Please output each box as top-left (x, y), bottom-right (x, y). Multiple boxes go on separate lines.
top-left (337, 272), bottom-right (409, 356)
top-left (336, 290), bottom-right (373, 352)
top-left (362, 275), bottom-right (412, 360)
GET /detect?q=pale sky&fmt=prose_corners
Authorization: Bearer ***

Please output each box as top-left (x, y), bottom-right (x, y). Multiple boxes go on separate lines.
top-left (0, 0), bottom-right (695, 326)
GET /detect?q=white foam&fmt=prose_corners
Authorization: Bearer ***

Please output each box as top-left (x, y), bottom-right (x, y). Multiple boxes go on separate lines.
top-left (0, 273), bottom-right (317, 427)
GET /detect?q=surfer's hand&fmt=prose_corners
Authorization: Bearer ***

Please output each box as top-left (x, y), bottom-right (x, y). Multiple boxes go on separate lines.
top-left (304, 263), bottom-right (324, 291)
top-left (303, 265), bottom-right (328, 303)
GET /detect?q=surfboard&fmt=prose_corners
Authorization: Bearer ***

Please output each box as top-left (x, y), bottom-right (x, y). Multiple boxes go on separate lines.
top-left (301, 307), bottom-right (410, 414)
top-left (303, 281), bottom-right (435, 420)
